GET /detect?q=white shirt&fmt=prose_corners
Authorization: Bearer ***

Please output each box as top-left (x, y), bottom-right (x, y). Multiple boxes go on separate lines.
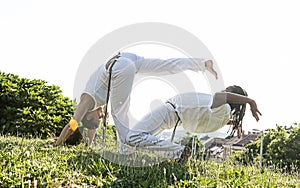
top-left (168, 92), bottom-right (231, 133)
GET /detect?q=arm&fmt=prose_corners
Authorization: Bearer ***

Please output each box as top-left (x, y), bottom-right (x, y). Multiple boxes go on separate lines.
top-left (87, 129), bottom-right (97, 146)
top-left (211, 92), bottom-right (262, 121)
top-left (55, 94), bottom-right (95, 146)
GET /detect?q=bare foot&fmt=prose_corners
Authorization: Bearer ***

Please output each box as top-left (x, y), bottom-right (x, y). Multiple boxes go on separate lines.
top-left (205, 60), bottom-right (218, 79)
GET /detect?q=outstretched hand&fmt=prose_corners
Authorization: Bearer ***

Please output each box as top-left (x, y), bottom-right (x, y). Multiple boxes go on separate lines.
top-left (249, 100), bottom-right (262, 121)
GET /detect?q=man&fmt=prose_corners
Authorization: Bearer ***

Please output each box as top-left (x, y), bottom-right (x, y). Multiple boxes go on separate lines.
top-left (55, 52), bottom-right (218, 147)
top-left (126, 85), bottom-right (261, 147)
top-left (125, 85), bottom-right (261, 161)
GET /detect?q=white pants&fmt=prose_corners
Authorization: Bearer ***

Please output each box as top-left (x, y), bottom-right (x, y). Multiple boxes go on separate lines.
top-left (84, 54), bottom-right (206, 158)
top-left (125, 103), bottom-right (184, 159)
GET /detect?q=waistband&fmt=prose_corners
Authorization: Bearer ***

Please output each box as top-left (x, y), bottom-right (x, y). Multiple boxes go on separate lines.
top-left (166, 101), bottom-right (176, 109)
top-left (166, 101), bottom-right (181, 121)
top-left (105, 52), bottom-right (121, 70)
top-left (166, 101), bottom-right (181, 142)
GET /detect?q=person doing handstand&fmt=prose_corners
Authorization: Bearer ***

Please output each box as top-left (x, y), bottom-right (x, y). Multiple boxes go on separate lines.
top-left (55, 52), bottom-right (218, 150)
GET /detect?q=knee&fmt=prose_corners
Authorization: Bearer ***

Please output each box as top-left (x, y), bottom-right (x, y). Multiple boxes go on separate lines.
top-left (112, 58), bottom-right (136, 76)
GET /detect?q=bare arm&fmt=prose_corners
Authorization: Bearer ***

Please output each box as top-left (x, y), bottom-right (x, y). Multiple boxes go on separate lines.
top-left (55, 94), bottom-right (95, 146)
top-left (211, 92), bottom-right (262, 121)
top-left (87, 129), bottom-right (97, 146)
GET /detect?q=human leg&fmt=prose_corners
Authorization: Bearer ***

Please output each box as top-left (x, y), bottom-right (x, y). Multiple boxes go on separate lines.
top-left (137, 57), bottom-right (218, 79)
top-left (131, 103), bottom-right (178, 135)
top-left (108, 57), bottom-right (137, 142)
top-left (124, 103), bottom-right (184, 159)
top-left (125, 130), bottom-right (185, 159)
top-left (107, 57), bottom-right (190, 159)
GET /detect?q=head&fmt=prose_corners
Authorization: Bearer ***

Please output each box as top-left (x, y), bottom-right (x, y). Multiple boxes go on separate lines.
top-left (65, 106), bottom-right (104, 145)
top-left (226, 85), bottom-right (248, 138)
top-left (65, 126), bottom-right (84, 145)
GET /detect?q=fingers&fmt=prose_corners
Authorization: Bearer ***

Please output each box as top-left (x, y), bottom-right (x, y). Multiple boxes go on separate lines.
top-left (55, 124), bottom-right (73, 146)
top-left (249, 101), bottom-right (262, 122)
top-left (252, 112), bottom-right (258, 121)
top-left (254, 114), bottom-right (259, 121)
top-left (257, 110), bottom-right (262, 116)
top-left (97, 107), bottom-right (104, 118)
top-left (252, 109), bottom-right (262, 122)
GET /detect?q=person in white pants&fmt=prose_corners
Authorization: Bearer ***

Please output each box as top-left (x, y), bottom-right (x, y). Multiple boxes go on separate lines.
top-left (55, 52), bottom-right (218, 159)
top-left (125, 85), bottom-right (261, 160)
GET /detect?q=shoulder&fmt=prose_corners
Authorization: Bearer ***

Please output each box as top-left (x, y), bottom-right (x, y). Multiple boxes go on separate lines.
top-left (211, 92), bottom-right (228, 109)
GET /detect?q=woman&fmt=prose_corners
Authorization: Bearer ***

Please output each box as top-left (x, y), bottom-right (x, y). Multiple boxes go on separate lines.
top-left (55, 52), bottom-right (218, 146)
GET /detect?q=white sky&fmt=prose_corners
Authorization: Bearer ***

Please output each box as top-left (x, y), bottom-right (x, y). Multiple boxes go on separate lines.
top-left (1, 0), bottom-right (300, 133)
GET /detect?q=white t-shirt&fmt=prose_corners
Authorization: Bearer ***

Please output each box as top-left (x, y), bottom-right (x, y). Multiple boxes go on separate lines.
top-left (167, 92), bottom-right (231, 133)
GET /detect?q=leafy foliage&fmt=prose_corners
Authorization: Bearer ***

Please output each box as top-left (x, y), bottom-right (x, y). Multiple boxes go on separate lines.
top-left (179, 133), bottom-right (205, 159)
top-left (235, 124), bottom-right (300, 170)
top-left (0, 71), bottom-right (75, 138)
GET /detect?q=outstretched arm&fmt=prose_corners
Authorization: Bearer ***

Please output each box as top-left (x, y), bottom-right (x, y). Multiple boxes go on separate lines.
top-left (211, 92), bottom-right (262, 121)
top-left (55, 94), bottom-right (95, 146)
top-left (85, 106), bottom-right (104, 146)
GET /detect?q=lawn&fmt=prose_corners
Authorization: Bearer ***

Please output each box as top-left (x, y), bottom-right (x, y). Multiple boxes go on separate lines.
top-left (0, 135), bottom-right (299, 187)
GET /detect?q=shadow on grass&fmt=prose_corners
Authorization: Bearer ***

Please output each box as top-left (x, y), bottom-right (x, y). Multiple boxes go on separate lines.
top-left (65, 146), bottom-right (191, 187)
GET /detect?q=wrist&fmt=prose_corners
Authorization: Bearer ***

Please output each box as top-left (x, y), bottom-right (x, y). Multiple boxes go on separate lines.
top-left (248, 99), bottom-right (255, 108)
top-left (69, 118), bottom-right (78, 131)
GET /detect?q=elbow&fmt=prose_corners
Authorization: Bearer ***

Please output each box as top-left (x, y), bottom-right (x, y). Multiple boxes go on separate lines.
top-left (214, 92), bottom-right (228, 102)
top-left (211, 92), bottom-right (227, 108)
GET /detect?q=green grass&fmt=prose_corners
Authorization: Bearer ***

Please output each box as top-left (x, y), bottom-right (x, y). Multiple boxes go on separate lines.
top-left (0, 135), bottom-right (299, 187)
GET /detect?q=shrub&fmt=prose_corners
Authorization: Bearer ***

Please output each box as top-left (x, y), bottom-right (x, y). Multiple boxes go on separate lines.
top-left (0, 71), bottom-right (75, 138)
top-left (179, 133), bottom-right (205, 159)
top-left (235, 124), bottom-right (300, 171)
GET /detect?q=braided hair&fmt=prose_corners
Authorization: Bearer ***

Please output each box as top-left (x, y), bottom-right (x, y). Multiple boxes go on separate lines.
top-left (226, 85), bottom-right (248, 138)
top-left (65, 107), bottom-right (107, 146)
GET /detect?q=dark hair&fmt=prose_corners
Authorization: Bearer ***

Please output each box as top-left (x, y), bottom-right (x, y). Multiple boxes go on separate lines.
top-left (65, 127), bottom-right (83, 145)
top-left (227, 85), bottom-right (248, 138)
top-left (65, 113), bottom-right (98, 146)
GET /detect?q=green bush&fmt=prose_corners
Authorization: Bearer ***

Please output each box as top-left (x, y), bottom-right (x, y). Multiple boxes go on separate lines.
top-left (179, 133), bottom-right (205, 159)
top-left (235, 124), bottom-right (300, 171)
top-left (0, 71), bottom-right (75, 138)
